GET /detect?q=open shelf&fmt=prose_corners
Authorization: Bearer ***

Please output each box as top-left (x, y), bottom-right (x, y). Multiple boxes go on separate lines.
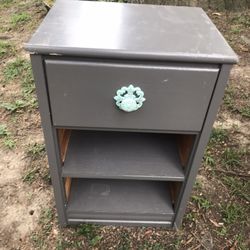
top-left (66, 178), bottom-right (174, 222)
top-left (61, 130), bottom-right (190, 181)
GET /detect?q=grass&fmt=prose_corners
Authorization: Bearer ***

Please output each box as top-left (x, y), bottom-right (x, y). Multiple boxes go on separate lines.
top-left (77, 224), bottom-right (102, 247)
top-left (23, 167), bottom-right (40, 183)
top-left (0, 40), bottom-right (12, 58)
top-left (0, 124), bottom-right (9, 137)
top-left (117, 231), bottom-right (131, 250)
top-left (3, 58), bottom-right (31, 82)
top-left (222, 176), bottom-right (250, 202)
top-left (220, 203), bottom-right (247, 225)
top-left (27, 142), bottom-right (45, 158)
top-left (3, 137), bottom-right (15, 149)
top-left (223, 87), bottom-right (250, 118)
top-left (11, 12), bottom-right (31, 28)
top-left (192, 195), bottom-right (212, 210)
top-left (203, 150), bottom-right (215, 167)
top-left (0, 124), bottom-right (15, 149)
top-left (221, 148), bottom-right (244, 168)
top-left (239, 106), bottom-right (250, 118)
top-left (31, 208), bottom-right (55, 248)
top-left (209, 127), bottom-right (228, 144)
top-left (138, 242), bottom-right (166, 250)
top-left (1, 99), bottom-right (27, 113)
top-left (2, 58), bottom-right (37, 111)
top-left (0, 0), bottom-right (15, 9)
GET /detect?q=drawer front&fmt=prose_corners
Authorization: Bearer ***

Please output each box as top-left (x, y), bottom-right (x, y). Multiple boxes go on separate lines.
top-left (45, 59), bottom-right (218, 132)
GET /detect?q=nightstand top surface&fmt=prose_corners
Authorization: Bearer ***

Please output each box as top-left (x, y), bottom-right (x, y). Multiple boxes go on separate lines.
top-left (25, 0), bottom-right (238, 63)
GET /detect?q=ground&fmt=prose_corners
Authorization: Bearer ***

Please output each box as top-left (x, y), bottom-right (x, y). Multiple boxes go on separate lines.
top-left (0, 0), bottom-right (249, 249)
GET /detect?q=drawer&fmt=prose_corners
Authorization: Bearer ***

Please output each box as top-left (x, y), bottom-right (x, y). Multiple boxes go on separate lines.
top-left (45, 59), bottom-right (219, 132)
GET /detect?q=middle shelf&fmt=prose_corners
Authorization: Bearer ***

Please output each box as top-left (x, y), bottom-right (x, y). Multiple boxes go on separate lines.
top-left (61, 130), bottom-right (196, 181)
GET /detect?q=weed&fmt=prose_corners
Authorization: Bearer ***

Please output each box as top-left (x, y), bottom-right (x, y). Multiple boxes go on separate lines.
top-left (39, 208), bottom-right (54, 234)
top-left (0, 40), bottom-right (12, 58)
top-left (1, 99), bottom-right (27, 113)
top-left (118, 231), bottom-right (131, 250)
top-left (239, 106), bottom-right (250, 118)
top-left (77, 224), bottom-right (102, 246)
top-left (0, 125), bottom-right (15, 149)
top-left (220, 203), bottom-right (246, 225)
top-left (222, 176), bottom-right (250, 201)
top-left (209, 128), bottom-right (228, 144)
top-left (23, 168), bottom-right (39, 183)
top-left (139, 242), bottom-right (165, 250)
top-left (56, 238), bottom-right (83, 250)
top-left (3, 137), bottom-right (15, 149)
top-left (223, 87), bottom-right (235, 110)
top-left (27, 143), bottom-right (45, 158)
top-left (185, 211), bottom-right (197, 222)
top-left (30, 233), bottom-right (45, 249)
top-left (233, 234), bottom-right (249, 250)
top-left (203, 150), bottom-right (215, 167)
top-left (0, 124), bottom-right (9, 137)
top-left (222, 148), bottom-right (243, 168)
top-left (194, 180), bottom-right (202, 190)
top-left (11, 12), bottom-right (30, 27)
top-left (0, 0), bottom-right (14, 9)
top-left (192, 195), bottom-right (212, 210)
top-left (215, 226), bottom-right (227, 236)
top-left (3, 58), bottom-right (31, 82)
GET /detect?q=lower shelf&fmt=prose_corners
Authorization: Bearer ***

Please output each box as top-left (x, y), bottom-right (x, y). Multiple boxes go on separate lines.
top-left (66, 179), bottom-right (175, 222)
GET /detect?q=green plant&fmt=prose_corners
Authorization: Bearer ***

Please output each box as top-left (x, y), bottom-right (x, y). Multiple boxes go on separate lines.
top-left (4, 137), bottom-right (15, 149)
top-left (222, 148), bottom-right (243, 168)
top-left (222, 176), bottom-right (250, 201)
top-left (192, 195), bottom-right (212, 210)
top-left (203, 151), bottom-right (215, 166)
top-left (27, 143), bottom-right (45, 158)
top-left (139, 242), bottom-right (165, 250)
top-left (23, 168), bottom-right (39, 183)
top-left (39, 208), bottom-right (54, 234)
top-left (0, 40), bottom-right (11, 58)
top-left (3, 58), bottom-right (31, 82)
top-left (1, 99), bottom-right (27, 113)
top-left (11, 12), bottom-right (30, 27)
top-left (77, 224), bottom-right (102, 247)
top-left (223, 87), bottom-right (235, 110)
top-left (118, 231), bottom-right (131, 250)
top-left (220, 203), bottom-right (246, 225)
top-left (209, 128), bottom-right (228, 144)
top-left (239, 106), bottom-right (250, 118)
top-left (0, 124), bottom-right (9, 137)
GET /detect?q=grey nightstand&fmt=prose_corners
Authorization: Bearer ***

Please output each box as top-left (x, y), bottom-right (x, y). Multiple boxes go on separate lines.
top-left (25, 0), bottom-right (238, 228)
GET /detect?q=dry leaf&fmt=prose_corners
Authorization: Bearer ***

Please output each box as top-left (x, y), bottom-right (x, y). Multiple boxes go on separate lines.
top-left (209, 218), bottom-right (222, 227)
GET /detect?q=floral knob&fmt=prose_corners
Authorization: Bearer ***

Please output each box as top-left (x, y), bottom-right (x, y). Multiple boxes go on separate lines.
top-left (114, 84), bottom-right (146, 112)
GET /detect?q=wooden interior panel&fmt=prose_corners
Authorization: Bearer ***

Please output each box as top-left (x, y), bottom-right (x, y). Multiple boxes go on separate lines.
top-left (58, 129), bottom-right (71, 163)
top-left (169, 182), bottom-right (182, 207)
top-left (65, 177), bottom-right (72, 200)
top-left (177, 135), bottom-right (195, 168)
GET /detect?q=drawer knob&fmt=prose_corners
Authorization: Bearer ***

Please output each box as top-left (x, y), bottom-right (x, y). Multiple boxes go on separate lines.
top-left (114, 85), bottom-right (146, 112)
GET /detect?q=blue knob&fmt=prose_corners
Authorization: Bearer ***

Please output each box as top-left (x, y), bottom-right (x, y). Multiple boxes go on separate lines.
top-left (114, 84), bottom-right (146, 112)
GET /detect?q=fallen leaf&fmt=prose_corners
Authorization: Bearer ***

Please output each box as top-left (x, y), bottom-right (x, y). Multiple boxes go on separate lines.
top-left (212, 12), bottom-right (222, 16)
top-left (209, 218), bottom-right (222, 227)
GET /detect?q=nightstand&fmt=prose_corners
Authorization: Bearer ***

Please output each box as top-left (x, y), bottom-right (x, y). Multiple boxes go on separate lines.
top-left (25, 0), bottom-right (237, 228)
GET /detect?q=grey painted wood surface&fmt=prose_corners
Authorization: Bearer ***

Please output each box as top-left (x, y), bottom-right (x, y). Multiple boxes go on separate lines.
top-left (26, 1), bottom-right (237, 228)
top-left (25, 1), bottom-right (238, 63)
top-left (67, 179), bottom-right (174, 221)
top-left (62, 130), bottom-right (185, 181)
top-left (45, 59), bottom-right (219, 132)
